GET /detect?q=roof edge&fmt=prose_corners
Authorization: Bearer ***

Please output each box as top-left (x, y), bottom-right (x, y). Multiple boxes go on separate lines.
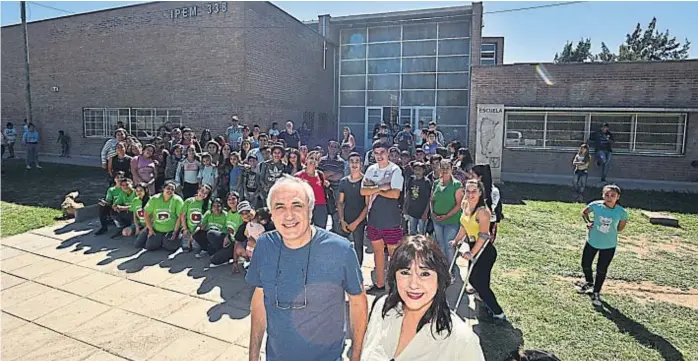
top-left (1, 1), bottom-right (156, 29)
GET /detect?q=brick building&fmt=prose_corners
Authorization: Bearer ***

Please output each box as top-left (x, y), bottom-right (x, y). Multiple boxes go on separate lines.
top-left (2, 1), bottom-right (501, 158)
top-left (469, 60), bottom-right (698, 183)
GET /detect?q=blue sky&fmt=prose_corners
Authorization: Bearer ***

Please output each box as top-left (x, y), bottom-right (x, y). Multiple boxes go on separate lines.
top-left (2, 1), bottom-right (696, 63)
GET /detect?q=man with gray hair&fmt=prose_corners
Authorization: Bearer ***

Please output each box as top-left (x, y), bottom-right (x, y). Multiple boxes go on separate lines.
top-left (245, 175), bottom-right (367, 361)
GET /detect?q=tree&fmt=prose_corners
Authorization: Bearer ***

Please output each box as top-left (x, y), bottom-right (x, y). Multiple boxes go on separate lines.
top-left (554, 38), bottom-right (594, 63)
top-left (553, 18), bottom-right (691, 63)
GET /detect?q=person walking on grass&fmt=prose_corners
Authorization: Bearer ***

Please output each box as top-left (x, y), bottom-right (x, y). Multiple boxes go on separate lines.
top-left (572, 144), bottom-right (591, 202)
top-left (22, 123), bottom-right (41, 170)
top-left (576, 184), bottom-right (628, 307)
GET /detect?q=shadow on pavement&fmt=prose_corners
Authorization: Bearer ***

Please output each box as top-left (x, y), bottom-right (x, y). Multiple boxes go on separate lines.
top-left (597, 300), bottom-right (684, 361)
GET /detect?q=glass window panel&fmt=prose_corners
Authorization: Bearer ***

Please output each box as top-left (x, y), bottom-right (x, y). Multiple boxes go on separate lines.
top-left (367, 43), bottom-right (401, 58)
top-left (341, 44), bottom-right (366, 60)
top-left (340, 75), bottom-right (366, 91)
top-left (438, 125), bottom-right (468, 144)
top-left (438, 39), bottom-right (470, 55)
top-left (437, 90), bottom-right (468, 106)
top-left (480, 59), bottom-right (496, 66)
top-left (481, 43), bottom-right (496, 52)
top-left (367, 91), bottom-right (399, 106)
top-left (402, 74), bottom-right (436, 89)
top-left (339, 107), bottom-right (366, 124)
top-left (438, 56), bottom-right (469, 72)
top-left (402, 41), bottom-right (437, 57)
top-left (438, 21), bottom-right (470, 38)
top-left (506, 113), bottom-right (545, 147)
top-left (481, 52), bottom-right (495, 59)
top-left (546, 114), bottom-right (587, 148)
top-left (341, 60), bottom-right (366, 75)
top-left (403, 23), bottom-right (437, 40)
top-left (436, 107), bottom-right (468, 126)
top-left (401, 91), bottom-right (435, 106)
top-left (368, 75), bottom-right (400, 90)
top-left (590, 114), bottom-right (632, 150)
top-left (368, 59), bottom-right (400, 74)
top-left (400, 108), bottom-right (414, 125)
top-left (341, 28), bottom-right (367, 45)
top-left (368, 26), bottom-right (401, 42)
top-left (437, 73), bottom-right (469, 89)
top-left (634, 114), bottom-right (684, 153)
top-left (403, 57), bottom-right (436, 73)
top-left (340, 91), bottom-right (366, 106)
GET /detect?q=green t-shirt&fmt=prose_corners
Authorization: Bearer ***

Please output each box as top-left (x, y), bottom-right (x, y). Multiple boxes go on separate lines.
top-left (105, 186), bottom-right (124, 203)
top-left (432, 178), bottom-right (463, 225)
top-left (226, 211), bottom-right (243, 235)
top-left (114, 190), bottom-right (137, 207)
top-left (144, 194), bottom-right (184, 233)
top-left (201, 210), bottom-right (228, 232)
top-left (181, 197), bottom-right (205, 232)
top-left (129, 198), bottom-right (146, 226)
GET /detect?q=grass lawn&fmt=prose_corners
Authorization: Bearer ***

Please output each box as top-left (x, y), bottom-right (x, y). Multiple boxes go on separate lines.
top-left (1, 159), bottom-right (105, 237)
top-left (481, 182), bottom-right (698, 361)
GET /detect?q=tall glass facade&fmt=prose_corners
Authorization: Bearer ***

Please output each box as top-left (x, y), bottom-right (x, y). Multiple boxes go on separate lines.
top-left (338, 20), bottom-right (471, 150)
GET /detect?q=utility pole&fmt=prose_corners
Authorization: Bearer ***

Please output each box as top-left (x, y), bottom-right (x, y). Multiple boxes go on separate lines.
top-left (20, 1), bottom-right (33, 124)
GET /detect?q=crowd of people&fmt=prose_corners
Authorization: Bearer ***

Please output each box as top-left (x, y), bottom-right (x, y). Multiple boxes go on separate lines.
top-left (93, 115), bottom-right (626, 361)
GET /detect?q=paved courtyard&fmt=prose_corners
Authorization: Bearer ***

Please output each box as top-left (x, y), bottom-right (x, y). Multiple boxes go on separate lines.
top-left (1, 220), bottom-right (479, 361)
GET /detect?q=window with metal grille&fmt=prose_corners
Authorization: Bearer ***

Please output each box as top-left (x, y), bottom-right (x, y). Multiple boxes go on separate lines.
top-left (480, 43), bottom-right (497, 65)
top-left (82, 108), bottom-right (183, 138)
top-left (504, 110), bottom-right (687, 155)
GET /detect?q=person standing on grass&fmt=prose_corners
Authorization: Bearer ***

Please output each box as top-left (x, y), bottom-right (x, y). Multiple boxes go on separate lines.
top-left (572, 144), bottom-right (591, 202)
top-left (361, 139), bottom-right (405, 294)
top-left (22, 123), bottom-right (41, 170)
top-left (245, 175), bottom-right (367, 361)
top-left (577, 184), bottom-right (628, 307)
top-left (3, 122), bottom-right (17, 158)
top-left (337, 152), bottom-right (369, 266)
top-left (451, 179), bottom-right (506, 321)
top-left (139, 180), bottom-right (184, 251)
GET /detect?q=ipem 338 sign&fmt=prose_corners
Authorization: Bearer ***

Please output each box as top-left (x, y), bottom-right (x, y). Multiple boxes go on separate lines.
top-left (168, 2), bottom-right (228, 20)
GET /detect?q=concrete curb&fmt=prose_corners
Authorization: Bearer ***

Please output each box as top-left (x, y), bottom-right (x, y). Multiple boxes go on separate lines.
top-left (75, 204), bottom-right (100, 223)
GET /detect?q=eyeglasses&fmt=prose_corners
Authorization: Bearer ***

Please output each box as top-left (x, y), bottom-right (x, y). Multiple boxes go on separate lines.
top-left (275, 240), bottom-right (312, 310)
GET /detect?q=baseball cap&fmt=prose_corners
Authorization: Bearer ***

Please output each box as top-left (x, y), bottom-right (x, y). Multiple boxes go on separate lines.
top-left (238, 201), bottom-right (253, 213)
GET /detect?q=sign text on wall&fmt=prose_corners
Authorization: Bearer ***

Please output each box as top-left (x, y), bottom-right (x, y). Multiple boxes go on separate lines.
top-left (169, 2), bottom-right (228, 20)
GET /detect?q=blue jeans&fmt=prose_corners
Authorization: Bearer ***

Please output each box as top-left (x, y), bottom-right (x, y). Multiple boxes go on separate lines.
top-left (573, 170), bottom-right (588, 195)
top-left (597, 150), bottom-right (612, 181)
top-left (407, 215), bottom-right (427, 235)
top-left (433, 221), bottom-right (460, 274)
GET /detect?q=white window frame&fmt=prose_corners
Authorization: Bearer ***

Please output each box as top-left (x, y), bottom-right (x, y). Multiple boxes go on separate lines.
top-left (82, 107), bottom-right (183, 139)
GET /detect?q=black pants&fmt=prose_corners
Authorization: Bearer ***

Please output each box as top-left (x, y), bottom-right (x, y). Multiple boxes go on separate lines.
top-left (182, 182), bottom-right (198, 200)
top-left (155, 176), bottom-right (165, 193)
top-left (99, 206), bottom-right (132, 229)
top-left (581, 242), bottom-right (616, 293)
top-left (193, 229), bottom-right (233, 265)
top-left (469, 243), bottom-right (504, 315)
top-left (339, 221), bottom-right (366, 266)
top-left (135, 231), bottom-right (178, 251)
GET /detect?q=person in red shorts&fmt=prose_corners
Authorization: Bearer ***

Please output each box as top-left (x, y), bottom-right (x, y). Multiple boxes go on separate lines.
top-left (361, 139), bottom-right (405, 295)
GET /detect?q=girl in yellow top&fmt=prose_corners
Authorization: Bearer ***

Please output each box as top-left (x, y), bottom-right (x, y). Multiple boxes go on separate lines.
top-left (449, 179), bottom-right (506, 321)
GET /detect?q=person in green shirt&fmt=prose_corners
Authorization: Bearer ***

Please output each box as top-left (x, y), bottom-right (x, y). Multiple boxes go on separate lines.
top-left (122, 182), bottom-right (150, 243)
top-left (430, 159), bottom-right (464, 278)
top-left (139, 180), bottom-right (184, 251)
top-left (177, 184), bottom-right (212, 252)
top-left (194, 192), bottom-right (244, 267)
top-left (96, 171), bottom-right (127, 235)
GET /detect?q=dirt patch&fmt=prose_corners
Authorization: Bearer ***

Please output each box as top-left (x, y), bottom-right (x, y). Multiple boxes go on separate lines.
top-left (618, 236), bottom-right (698, 257)
top-left (502, 269), bottom-right (526, 279)
top-left (556, 276), bottom-right (698, 310)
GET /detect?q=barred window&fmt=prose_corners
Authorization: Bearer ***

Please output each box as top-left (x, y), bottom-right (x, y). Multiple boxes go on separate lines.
top-left (504, 110), bottom-right (687, 155)
top-left (83, 107), bottom-right (182, 139)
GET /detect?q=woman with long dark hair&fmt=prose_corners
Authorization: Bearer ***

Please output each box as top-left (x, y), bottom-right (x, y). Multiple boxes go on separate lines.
top-left (123, 182), bottom-right (150, 239)
top-left (342, 126), bottom-right (356, 150)
top-left (240, 139), bottom-right (252, 161)
top-left (285, 148), bottom-right (302, 174)
top-left (177, 184), bottom-right (212, 252)
top-left (452, 148), bottom-right (473, 184)
top-left (471, 164), bottom-right (502, 242)
top-left (361, 235), bottom-right (485, 361)
top-left (450, 179), bottom-right (506, 321)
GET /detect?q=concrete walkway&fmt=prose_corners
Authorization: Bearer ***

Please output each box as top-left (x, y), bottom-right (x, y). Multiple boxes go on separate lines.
top-left (1, 220), bottom-right (480, 361)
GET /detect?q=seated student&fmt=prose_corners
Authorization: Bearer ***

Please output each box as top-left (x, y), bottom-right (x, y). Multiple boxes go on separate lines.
top-left (178, 185), bottom-right (212, 252)
top-left (361, 235), bottom-right (485, 361)
top-left (108, 178), bottom-right (138, 238)
top-left (96, 171), bottom-right (127, 235)
top-left (138, 180), bottom-right (184, 251)
top-left (122, 182), bottom-right (150, 240)
top-left (191, 197), bottom-right (229, 264)
top-left (242, 207), bottom-right (273, 270)
top-left (233, 203), bottom-right (275, 272)
top-left (194, 192), bottom-right (244, 266)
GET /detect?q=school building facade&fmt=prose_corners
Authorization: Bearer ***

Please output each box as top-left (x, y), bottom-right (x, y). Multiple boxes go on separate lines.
top-left (1, 1), bottom-right (501, 158)
top-left (469, 60), bottom-right (698, 184)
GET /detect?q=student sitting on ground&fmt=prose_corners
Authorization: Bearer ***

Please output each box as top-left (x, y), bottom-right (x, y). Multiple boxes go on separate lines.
top-left (96, 171), bottom-right (126, 235)
top-left (122, 182), bottom-right (150, 240)
top-left (177, 184), bottom-right (212, 252)
top-left (138, 180), bottom-right (184, 251)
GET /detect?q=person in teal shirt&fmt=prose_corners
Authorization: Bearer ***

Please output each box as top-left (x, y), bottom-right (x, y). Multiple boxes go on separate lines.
top-left (577, 184), bottom-right (628, 306)
top-left (140, 180), bottom-right (184, 251)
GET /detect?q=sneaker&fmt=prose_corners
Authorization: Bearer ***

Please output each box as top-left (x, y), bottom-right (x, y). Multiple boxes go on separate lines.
top-left (576, 282), bottom-right (594, 294)
top-left (591, 293), bottom-right (602, 307)
top-left (35, 165), bottom-right (42, 169)
top-left (194, 250), bottom-right (208, 259)
top-left (492, 313), bottom-right (507, 321)
top-left (366, 284), bottom-right (386, 295)
top-left (26, 165), bottom-right (31, 170)
top-left (95, 227), bottom-right (108, 235)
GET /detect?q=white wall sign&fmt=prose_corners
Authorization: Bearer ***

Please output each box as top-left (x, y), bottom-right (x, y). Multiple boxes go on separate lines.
top-left (475, 104), bottom-right (505, 183)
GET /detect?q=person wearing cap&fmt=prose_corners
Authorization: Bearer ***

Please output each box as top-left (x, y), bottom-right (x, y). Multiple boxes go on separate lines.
top-left (395, 123), bottom-right (414, 153)
top-left (242, 154), bottom-right (263, 208)
top-left (227, 115), bottom-right (244, 150)
top-left (589, 123), bottom-right (615, 182)
top-left (138, 180), bottom-right (184, 251)
top-left (246, 175), bottom-right (367, 361)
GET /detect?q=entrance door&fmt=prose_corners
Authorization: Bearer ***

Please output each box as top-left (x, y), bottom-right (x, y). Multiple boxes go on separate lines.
top-left (415, 107), bottom-right (435, 130)
top-left (365, 107), bottom-right (383, 150)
